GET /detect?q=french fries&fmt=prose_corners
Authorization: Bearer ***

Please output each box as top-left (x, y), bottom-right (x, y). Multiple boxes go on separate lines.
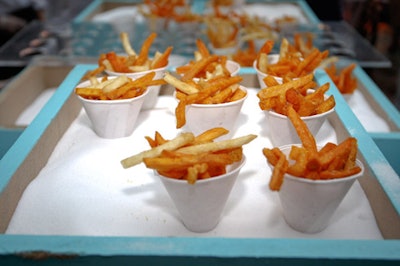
top-left (292, 32), bottom-right (315, 57)
top-left (88, 32), bottom-right (172, 77)
top-left (211, 0), bottom-right (234, 7)
top-left (255, 38), bottom-right (329, 80)
top-left (257, 73), bottom-right (336, 116)
top-left (324, 62), bottom-right (358, 94)
top-left (175, 39), bottom-right (233, 80)
top-left (163, 72), bottom-right (246, 128)
top-left (121, 132), bottom-right (196, 168)
top-left (204, 15), bottom-right (239, 49)
top-left (239, 14), bottom-right (277, 43)
top-left (274, 15), bottom-right (299, 31)
top-left (263, 105), bottom-right (362, 191)
top-left (231, 40), bottom-right (258, 67)
top-left (139, 0), bottom-right (200, 23)
top-left (75, 72), bottom-right (166, 100)
top-left (121, 128), bottom-right (257, 184)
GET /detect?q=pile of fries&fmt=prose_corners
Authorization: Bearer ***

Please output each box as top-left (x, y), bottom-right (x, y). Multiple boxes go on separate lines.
top-left (75, 72), bottom-right (165, 100)
top-left (176, 39), bottom-right (234, 80)
top-left (274, 15), bottom-right (299, 31)
top-left (90, 32), bottom-right (173, 75)
top-left (164, 72), bottom-right (246, 128)
top-left (140, 0), bottom-right (200, 23)
top-left (204, 15), bottom-right (239, 49)
top-left (210, 0), bottom-right (235, 7)
top-left (231, 40), bottom-right (258, 67)
top-left (121, 128), bottom-right (257, 184)
top-left (263, 104), bottom-right (362, 191)
top-left (229, 13), bottom-right (276, 67)
top-left (255, 37), bottom-right (329, 79)
top-left (257, 73), bottom-right (336, 117)
top-left (324, 63), bottom-right (358, 94)
top-left (291, 32), bottom-right (315, 57)
top-left (239, 14), bottom-right (277, 44)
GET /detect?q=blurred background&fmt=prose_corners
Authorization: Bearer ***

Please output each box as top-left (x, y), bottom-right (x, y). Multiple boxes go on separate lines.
top-left (0, 0), bottom-right (399, 109)
top-left (315, 0), bottom-right (399, 110)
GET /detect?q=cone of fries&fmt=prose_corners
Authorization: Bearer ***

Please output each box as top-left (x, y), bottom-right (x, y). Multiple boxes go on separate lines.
top-left (276, 145), bottom-right (363, 233)
top-left (253, 37), bottom-right (329, 88)
top-left (164, 72), bottom-right (247, 139)
top-left (158, 156), bottom-right (246, 232)
top-left (75, 73), bottom-right (164, 138)
top-left (257, 73), bottom-right (336, 146)
top-left (263, 105), bottom-right (364, 233)
top-left (204, 15), bottom-right (240, 55)
top-left (90, 32), bottom-right (173, 110)
top-left (121, 128), bottom-right (256, 232)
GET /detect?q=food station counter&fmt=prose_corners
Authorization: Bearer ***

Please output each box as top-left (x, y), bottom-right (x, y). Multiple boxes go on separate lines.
top-left (0, 0), bottom-right (399, 265)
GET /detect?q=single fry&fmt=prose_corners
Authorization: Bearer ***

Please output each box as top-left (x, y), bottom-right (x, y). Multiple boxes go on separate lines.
top-left (102, 76), bottom-right (130, 93)
top-left (266, 147), bottom-right (288, 191)
top-left (163, 72), bottom-right (199, 95)
top-left (193, 127), bottom-right (229, 143)
top-left (121, 132), bottom-right (196, 168)
top-left (287, 105), bottom-right (317, 154)
top-left (120, 32), bottom-right (136, 56)
top-left (176, 134), bottom-right (257, 154)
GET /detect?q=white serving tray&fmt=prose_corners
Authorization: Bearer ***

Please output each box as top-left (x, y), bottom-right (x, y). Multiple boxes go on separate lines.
top-left (5, 82), bottom-right (381, 239)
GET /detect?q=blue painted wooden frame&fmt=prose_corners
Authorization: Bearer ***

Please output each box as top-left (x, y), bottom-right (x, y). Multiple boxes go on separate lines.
top-left (0, 128), bottom-right (23, 160)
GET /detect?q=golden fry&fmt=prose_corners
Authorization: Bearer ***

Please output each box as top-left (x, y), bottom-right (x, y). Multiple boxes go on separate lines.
top-left (120, 32), bottom-right (136, 56)
top-left (194, 127), bottom-right (229, 144)
top-left (267, 148), bottom-right (288, 191)
top-left (164, 72), bottom-right (199, 95)
top-left (121, 132), bottom-right (195, 168)
top-left (177, 134), bottom-right (257, 155)
top-left (287, 105), bottom-right (317, 154)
